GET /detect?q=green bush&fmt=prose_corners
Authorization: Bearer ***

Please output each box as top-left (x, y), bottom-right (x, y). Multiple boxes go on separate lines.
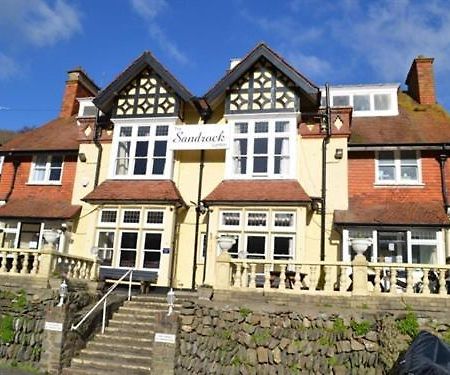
top-left (350, 319), bottom-right (372, 336)
top-left (397, 306), bottom-right (419, 339)
top-left (0, 315), bottom-right (14, 343)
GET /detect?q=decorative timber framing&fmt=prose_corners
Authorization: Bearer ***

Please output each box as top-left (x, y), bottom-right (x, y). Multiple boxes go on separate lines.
top-left (93, 51), bottom-right (193, 119)
top-left (205, 43), bottom-right (320, 112)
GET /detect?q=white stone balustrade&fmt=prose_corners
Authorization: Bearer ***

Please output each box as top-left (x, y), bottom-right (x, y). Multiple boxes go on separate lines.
top-left (0, 247), bottom-right (97, 281)
top-left (215, 256), bottom-right (450, 297)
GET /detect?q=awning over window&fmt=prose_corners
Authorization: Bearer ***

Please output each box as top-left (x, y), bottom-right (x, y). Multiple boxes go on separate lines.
top-left (204, 179), bottom-right (311, 205)
top-left (0, 198), bottom-right (81, 219)
top-left (334, 198), bottom-right (450, 226)
top-left (82, 179), bottom-right (185, 204)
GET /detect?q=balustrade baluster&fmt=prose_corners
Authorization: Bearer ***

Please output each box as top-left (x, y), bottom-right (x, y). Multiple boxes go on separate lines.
top-left (339, 266), bottom-right (347, 292)
top-left (294, 266), bottom-right (302, 291)
top-left (423, 268), bottom-right (430, 295)
top-left (242, 263), bottom-right (249, 288)
top-left (406, 268), bottom-right (414, 295)
top-left (264, 264), bottom-right (271, 289)
top-left (279, 264), bottom-right (286, 290)
top-left (234, 263), bottom-right (242, 288)
top-left (12, 252), bottom-right (18, 274)
top-left (324, 266), bottom-right (333, 291)
top-left (1, 251), bottom-right (7, 273)
top-left (309, 266), bottom-right (317, 291)
top-left (81, 261), bottom-right (88, 279)
top-left (249, 263), bottom-right (256, 289)
top-left (373, 267), bottom-right (381, 294)
top-left (21, 253), bottom-right (29, 275)
top-left (389, 268), bottom-right (397, 294)
top-left (67, 259), bottom-right (74, 278)
top-left (438, 269), bottom-right (447, 296)
top-left (31, 253), bottom-right (39, 275)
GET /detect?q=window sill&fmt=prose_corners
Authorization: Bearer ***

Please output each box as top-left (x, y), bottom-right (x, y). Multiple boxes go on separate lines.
top-left (374, 183), bottom-right (424, 188)
top-left (26, 182), bottom-right (62, 186)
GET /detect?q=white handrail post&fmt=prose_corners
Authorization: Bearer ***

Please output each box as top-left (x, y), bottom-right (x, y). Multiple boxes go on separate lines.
top-left (102, 298), bottom-right (107, 334)
top-left (128, 269), bottom-right (133, 301)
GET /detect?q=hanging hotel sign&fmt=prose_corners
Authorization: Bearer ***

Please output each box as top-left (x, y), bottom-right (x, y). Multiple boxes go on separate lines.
top-left (169, 124), bottom-right (230, 150)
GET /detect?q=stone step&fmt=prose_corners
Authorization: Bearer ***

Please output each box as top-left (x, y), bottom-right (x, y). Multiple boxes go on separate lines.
top-left (73, 350), bottom-right (152, 368)
top-left (123, 301), bottom-right (183, 309)
top-left (103, 325), bottom-right (155, 338)
top-left (86, 340), bottom-right (153, 356)
top-left (112, 311), bottom-right (157, 321)
top-left (118, 305), bottom-right (173, 314)
top-left (93, 332), bottom-right (154, 346)
top-left (67, 359), bottom-right (152, 375)
top-left (108, 319), bottom-right (154, 330)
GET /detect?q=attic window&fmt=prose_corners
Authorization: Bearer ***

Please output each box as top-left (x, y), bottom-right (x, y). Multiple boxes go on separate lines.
top-left (81, 105), bottom-right (97, 117)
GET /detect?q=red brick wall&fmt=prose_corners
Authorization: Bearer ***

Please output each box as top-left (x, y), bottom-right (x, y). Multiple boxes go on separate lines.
top-left (348, 151), bottom-right (449, 203)
top-left (60, 81), bottom-right (95, 118)
top-left (406, 58), bottom-right (436, 105)
top-left (0, 154), bottom-right (77, 201)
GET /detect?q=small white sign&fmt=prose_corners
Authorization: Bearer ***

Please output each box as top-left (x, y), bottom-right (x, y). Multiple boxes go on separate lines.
top-left (169, 124), bottom-right (230, 150)
top-left (154, 333), bottom-right (176, 344)
top-left (44, 322), bottom-right (63, 332)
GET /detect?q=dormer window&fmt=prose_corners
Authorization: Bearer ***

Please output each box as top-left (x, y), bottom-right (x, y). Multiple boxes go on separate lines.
top-left (77, 98), bottom-right (98, 118)
top-left (110, 120), bottom-right (173, 179)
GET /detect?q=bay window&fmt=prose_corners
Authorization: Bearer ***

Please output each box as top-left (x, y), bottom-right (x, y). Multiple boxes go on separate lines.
top-left (111, 123), bottom-right (172, 179)
top-left (218, 209), bottom-right (296, 261)
top-left (228, 118), bottom-right (296, 179)
top-left (376, 150), bottom-right (420, 184)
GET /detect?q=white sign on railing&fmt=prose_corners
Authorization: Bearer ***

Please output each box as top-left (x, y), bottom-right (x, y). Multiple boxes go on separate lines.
top-left (169, 124), bottom-right (230, 150)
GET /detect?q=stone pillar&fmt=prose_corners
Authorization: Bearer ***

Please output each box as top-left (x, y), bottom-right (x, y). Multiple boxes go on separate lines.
top-left (39, 305), bottom-right (68, 375)
top-left (39, 245), bottom-right (57, 278)
top-left (352, 254), bottom-right (369, 296)
top-left (152, 311), bottom-right (178, 374)
top-left (215, 251), bottom-right (232, 289)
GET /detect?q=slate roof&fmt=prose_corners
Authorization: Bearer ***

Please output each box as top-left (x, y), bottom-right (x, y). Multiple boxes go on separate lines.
top-left (83, 180), bottom-right (184, 204)
top-left (0, 116), bottom-right (79, 153)
top-left (203, 180), bottom-right (311, 205)
top-left (0, 198), bottom-right (81, 219)
top-left (334, 198), bottom-right (450, 226)
top-left (349, 92), bottom-right (450, 146)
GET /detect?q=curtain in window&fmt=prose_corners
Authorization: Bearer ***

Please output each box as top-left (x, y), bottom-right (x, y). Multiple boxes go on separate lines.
top-left (115, 141), bottom-right (130, 175)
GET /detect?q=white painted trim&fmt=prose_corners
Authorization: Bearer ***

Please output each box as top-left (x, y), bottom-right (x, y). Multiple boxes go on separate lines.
top-left (375, 150), bottom-right (422, 185)
top-left (28, 155), bottom-right (64, 185)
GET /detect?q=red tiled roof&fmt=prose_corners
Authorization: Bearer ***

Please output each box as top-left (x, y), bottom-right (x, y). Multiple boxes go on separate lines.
top-left (334, 198), bottom-right (450, 226)
top-left (349, 93), bottom-right (450, 145)
top-left (0, 116), bottom-right (79, 152)
top-left (83, 180), bottom-right (184, 204)
top-left (0, 199), bottom-right (81, 219)
top-left (204, 180), bottom-right (311, 204)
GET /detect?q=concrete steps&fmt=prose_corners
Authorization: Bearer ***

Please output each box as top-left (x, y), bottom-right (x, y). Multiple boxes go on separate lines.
top-left (62, 292), bottom-right (195, 375)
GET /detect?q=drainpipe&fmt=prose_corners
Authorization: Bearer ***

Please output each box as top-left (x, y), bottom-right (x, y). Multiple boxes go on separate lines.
top-left (202, 206), bottom-right (211, 284)
top-left (191, 150), bottom-right (205, 290)
top-left (438, 150), bottom-right (450, 262)
top-left (5, 157), bottom-right (20, 201)
top-left (320, 84), bottom-right (331, 261)
top-left (93, 111), bottom-right (103, 188)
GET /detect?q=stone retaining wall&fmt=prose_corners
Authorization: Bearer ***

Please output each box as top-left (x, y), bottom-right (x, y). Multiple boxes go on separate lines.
top-left (175, 300), bottom-right (450, 374)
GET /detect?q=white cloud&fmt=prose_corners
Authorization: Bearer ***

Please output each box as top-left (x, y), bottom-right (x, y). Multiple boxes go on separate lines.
top-left (130, 0), bottom-right (188, 65)
top-left (0, 53), bottom-right (19, 80)
top-left (286, 51), bottom-right (332, 78)
top-left (330, 0), bottom-right (450, 80)
top-left (0, 0), bottom-right (82, 47)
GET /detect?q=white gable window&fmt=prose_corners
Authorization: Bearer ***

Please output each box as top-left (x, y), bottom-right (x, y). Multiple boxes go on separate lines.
top-left (111, 119), bottom-right (174, 179)
top-left (29, 155), bottom-right (63, 184)
top-left (226, 115), bottom-right (297, 179)
top-left (376, 150), bottom-right (421, 185)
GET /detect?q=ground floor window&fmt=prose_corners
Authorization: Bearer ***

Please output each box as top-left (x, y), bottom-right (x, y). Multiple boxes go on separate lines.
top-left (95, 206), bottom-right (165, 270)
top-left (343, 227), bottom-right (444, 264)
top-left (217, 208), bottom-right (296, 261)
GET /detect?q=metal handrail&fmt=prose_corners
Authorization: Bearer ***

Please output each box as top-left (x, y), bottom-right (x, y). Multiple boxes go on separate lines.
top-left (71, 269), bottom-right (134, 333)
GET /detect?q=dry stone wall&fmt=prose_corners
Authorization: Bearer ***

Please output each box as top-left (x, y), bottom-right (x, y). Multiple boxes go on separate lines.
top-left (175, 301), bottom-right (450, 374)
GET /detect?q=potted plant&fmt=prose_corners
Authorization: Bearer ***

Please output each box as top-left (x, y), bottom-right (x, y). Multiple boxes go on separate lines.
top-left (198, 284), bottom-right (213, 301)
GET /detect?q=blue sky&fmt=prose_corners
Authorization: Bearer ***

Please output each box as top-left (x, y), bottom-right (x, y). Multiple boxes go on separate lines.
top-left (1, 0), bottom-right (450, 131)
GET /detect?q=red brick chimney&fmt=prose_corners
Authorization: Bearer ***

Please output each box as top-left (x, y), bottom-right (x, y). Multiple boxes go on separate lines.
top-left (405, 56), bottom-right (436, 105)
top-left (60, 67), bottom-right (99, 118)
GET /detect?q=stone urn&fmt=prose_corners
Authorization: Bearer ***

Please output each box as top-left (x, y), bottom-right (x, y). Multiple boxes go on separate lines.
top-left (217, 236), bottom-right (236, 252)
top-left (43, 229), bottom-right (60, 247)
top-left (350, 238), bottom-right (372, 256)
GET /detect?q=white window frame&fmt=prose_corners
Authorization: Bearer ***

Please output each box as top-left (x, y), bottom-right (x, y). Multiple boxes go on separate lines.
top-left (245, 211), bottom-right (268, 231)
top-left (271, 234), bottom-right (295, 261)
top-left (375, 150), bottom-right (422, 185)
top-left (109, 118), bottom-right (175, 180)
top-left (144, 209), bottom-right (165, 228)
top-left (118, 230), bottom-right (139, 268)
top-left (28, 155), bottom-right (64, 185)
top-left (121, 209), bottom-right (142, 227)
top-left (245, 233), bottom-right (268, 259)
top-left (141, 231), bottom-right (163, 270)
top-left (225, 114), bottom-right (297, 179)
top-left (98, 209), bottom-right (118, 227)
top-left (95, 230), bottom-right (116, 266)
top-left (219, 211), bottom-right (242, 230)
top-left (271, 211), bottom-right (296, 232)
